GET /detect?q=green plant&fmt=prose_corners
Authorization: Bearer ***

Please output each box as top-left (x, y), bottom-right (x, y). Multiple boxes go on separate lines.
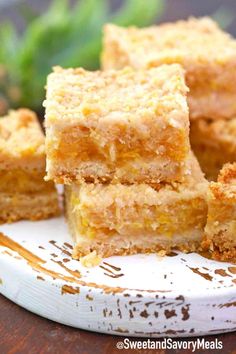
top-left (0, 0), bottom-right (165, 115)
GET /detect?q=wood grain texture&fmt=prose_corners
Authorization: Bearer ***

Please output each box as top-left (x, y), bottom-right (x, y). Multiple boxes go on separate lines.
top-left (0, 295), bottom-right (235, 354)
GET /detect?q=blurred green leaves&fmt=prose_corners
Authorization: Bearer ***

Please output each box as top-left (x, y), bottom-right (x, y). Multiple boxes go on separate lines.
top-left (0, 0), bottom-right (164, 115)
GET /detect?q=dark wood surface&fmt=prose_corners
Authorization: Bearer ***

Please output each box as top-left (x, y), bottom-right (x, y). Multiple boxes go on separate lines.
top-left (1, 2), bottom-right (236, 351)
top-left (0, 294), bottom-right (235, 354)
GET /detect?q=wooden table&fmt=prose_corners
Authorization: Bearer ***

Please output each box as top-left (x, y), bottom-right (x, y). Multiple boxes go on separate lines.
top-left (0, 295), bottom-right (235, 354)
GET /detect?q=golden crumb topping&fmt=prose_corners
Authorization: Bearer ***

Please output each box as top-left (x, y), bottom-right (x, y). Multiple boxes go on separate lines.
top-left (103, 17), bottom-right (236, 69)
top-left (44, 64), bottom-right (188, 129)
top-left (218, 163), bottom-right (236, 184)
top-left (74, 153), bottom-right (207, 209)
top-left (210, 163), bottom-right (236, 201)
top-left (0, 109), bottom-right (45, 158)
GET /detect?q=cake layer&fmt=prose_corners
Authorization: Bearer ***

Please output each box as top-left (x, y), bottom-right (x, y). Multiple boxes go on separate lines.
top-left (102, 17), bottom-right (236, 120)
top-left (190, 118), bottom-right (236, 181)
top-left (203, 163), bottom-right (236, 263)
top-left (44, 65), bottom-right (190, 184)
top-left (0, 191), bottom-right (60, 223)
top-left (65, 155), bottom-right (208, 258)
top-left (0, 169), bottom-right (56, 194)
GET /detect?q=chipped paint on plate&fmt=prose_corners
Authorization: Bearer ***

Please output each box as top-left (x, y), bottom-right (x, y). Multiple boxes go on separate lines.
top-left (0, 217), bottom-right (236, 337)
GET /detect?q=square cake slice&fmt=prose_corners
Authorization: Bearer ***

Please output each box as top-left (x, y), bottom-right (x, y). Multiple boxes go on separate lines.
top-left (0, 109), bottom-right (60, 223)
top-left (203, 163), bottom-right (236, 263)
top-left (190, 118), bottom-right (236, 181)
top-left (65, 154), bottom-right (208, 259)
top-left (102, 17), bottom-right (236, 120)
top-left (44, 64), bottom-right (190, 184)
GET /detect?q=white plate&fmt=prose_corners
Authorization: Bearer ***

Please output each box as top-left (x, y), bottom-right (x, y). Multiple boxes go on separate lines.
top-left (0, 217), bottom-right (236, 337)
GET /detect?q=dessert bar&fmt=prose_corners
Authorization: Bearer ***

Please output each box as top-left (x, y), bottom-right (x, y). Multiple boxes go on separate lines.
top-left (65, 154), bottom-right (208, 258)
top-left (203, 163), bottom-right (236, 263)
top-left (0, 109), bottom-right (60, 222)
top-left (44, 65), bottom-right (190, 184)
top-left (102, 17), bottom-right (236, 120)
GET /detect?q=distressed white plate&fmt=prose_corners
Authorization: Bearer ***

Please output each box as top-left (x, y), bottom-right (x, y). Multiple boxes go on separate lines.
top-left (0, 216), bottom-right (236, 337)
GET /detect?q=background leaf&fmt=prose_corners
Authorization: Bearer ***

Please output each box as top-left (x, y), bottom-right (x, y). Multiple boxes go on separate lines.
top-left (0, 0), bottom-right (165, 115)
top-left (112, 0), bottom-right (164, 26)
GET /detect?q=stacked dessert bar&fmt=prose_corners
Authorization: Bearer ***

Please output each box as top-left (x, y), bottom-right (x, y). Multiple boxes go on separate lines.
top-left (102, 17), bottom-right (236, 180)
top-left (203, 163), bottom-right (236, 262)
top-left (0, 109), bottom-right (60, 222)
top-left (44, 65), bottom-right (208, 259)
